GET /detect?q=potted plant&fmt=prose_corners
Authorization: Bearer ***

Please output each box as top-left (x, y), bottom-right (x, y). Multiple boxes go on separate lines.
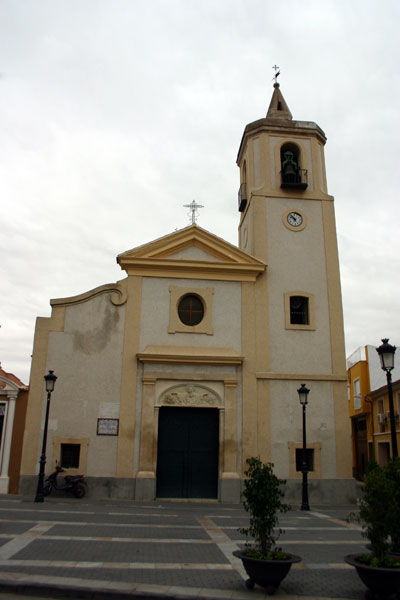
top-left (233, 457), bottom-right (301, 592)
top-left (345, 459), bottom-right (400, 598)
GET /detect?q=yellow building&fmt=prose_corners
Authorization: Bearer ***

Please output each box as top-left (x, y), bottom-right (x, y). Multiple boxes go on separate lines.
top-left (347, 346), bottom-right (373, 480)
top-left (19, 83), bottom-right (354, 502)
top-left (370, 378), bottom-right (400, 466)
top-left (347, 345), bottom-right (400, 475)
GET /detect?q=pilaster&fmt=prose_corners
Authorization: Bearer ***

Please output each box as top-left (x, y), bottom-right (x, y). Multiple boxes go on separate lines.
top-left (0, 393), bottom-right (17, 494)
top-left (220, 380), bottom-right (240, 502)
top-left (135, 377), bottom-right (156, 500)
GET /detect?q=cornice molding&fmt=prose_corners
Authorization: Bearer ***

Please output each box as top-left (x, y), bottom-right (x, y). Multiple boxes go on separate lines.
top-left (51, 283), bottom-right (127, 308)
top-left (119, 258), bottom-right (265, 281)
top-left (117, 224), bottom-right (265, 281)
top-left (137, 345), bottom-right (243, 366)
top-left (237, 118), bottom-right (326, 165)
top-left (256, 372), bottom-right (347, 382)
top-left (0, 375), bottom-right (28, 393)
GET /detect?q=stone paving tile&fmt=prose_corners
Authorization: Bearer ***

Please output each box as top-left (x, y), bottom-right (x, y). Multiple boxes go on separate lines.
top-left (0, 564), bottom-right (368, 598)
top-left (220, 528), bottom-right (364, 542)
top-left (280, 568), bottom-right (365, 599)
top-left (0, 510), bottom-right (197, 526)
top-left (207, 517), bottom-right (248, 526)
top-left (0, 498), bottom-right (369, 599)
top-left (309, 510), bottom-right (358, 523)
top-left (281, 530), bottom-right (364, 542)
top-left (0, 566), bottom-right (245, 591)
top-left (282, 542), bottom-right (365, 564)
top-left (44, 524), bottom-right (210, 540)
top-left (0, 522), bottom-right (37, 535)
top-left (295, 515), bottom-right (344, 523)
top-left (12, 539), bottom-right (230, 564)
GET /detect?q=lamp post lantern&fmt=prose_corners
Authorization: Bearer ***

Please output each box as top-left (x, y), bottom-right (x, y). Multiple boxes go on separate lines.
top-left (298, 383), bottom-right (310, 511)
top-left (376, 339), bottom-right (397, 459)
top-left (34, 370), bottom-right (57, 503)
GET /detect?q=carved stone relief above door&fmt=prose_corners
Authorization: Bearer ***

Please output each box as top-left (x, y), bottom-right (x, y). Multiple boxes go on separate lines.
top-left (158, 384), bottom-right (221, 408)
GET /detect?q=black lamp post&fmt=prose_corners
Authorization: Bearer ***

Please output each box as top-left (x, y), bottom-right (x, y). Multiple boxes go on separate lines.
top-left (34, 370), bottom-right (57, 503)
top-left (376, 339), bottom-right (397, 459)
top-left (298, 383), bottom-right (310, 511)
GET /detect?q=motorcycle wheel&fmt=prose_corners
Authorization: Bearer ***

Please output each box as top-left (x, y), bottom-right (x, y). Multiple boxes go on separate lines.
top-left (43, 484), bottom-right (52, 496)
top-left (73, 483), bottom-right (86, 498)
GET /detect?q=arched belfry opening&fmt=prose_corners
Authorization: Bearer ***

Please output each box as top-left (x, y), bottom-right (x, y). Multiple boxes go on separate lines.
top-left (280, 142), bottom-right (308, 190)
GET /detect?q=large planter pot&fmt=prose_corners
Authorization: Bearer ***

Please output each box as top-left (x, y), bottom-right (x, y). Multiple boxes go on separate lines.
top-left (233, 549), bottom-right (301, 593)
top-left (345, 553), bottom-right (400, 599)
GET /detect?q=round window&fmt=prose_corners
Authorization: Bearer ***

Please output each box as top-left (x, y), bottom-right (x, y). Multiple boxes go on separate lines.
top-left (178, 294), bottom-right (204, 326)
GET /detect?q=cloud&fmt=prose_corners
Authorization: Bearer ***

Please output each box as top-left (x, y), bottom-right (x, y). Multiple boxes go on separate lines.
top-left (1, 0), bottom-right (399, 382)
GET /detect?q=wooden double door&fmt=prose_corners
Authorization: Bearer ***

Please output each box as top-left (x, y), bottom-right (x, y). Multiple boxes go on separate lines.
top-left (156, 407), bottom-right (219, 499)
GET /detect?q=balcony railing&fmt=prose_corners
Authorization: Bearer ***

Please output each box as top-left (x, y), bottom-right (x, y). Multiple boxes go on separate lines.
top-left (238, 183), bottom-right (247, 212)
top-left (281, 169), bottom-right (308, 190)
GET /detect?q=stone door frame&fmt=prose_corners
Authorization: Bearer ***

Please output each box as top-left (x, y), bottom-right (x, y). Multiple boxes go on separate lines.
top-left (135, 374), bottom-right (240, 502)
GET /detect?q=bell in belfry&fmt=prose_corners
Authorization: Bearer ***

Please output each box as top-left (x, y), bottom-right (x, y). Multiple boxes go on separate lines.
top-left (282, 150), bottom-right (298, 183)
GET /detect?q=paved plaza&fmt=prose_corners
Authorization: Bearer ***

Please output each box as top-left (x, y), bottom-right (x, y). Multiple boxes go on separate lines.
top-left (0, 494), bottom-right (368, 600)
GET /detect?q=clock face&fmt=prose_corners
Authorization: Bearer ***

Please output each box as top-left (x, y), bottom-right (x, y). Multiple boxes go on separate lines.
top-left (287, 211), bottom-right (303, 227)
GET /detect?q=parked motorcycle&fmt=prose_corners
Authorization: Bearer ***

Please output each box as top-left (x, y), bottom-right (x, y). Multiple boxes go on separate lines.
top-left (43, 465), bottom-right (87, 498)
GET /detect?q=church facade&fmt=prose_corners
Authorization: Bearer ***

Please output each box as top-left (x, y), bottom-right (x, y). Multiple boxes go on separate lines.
top-left (20, 84), bottom-right (355, 503)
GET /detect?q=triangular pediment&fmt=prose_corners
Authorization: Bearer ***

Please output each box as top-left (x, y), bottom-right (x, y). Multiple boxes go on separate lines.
top-left (117, 224), bottom-right (265, 282)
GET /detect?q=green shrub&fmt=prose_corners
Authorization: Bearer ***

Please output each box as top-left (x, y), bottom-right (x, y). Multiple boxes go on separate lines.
top-left (348, 458), bottom-right (400, 566)
top-left (384, 457), bottom-right (400, 552)
top-left (359, 463), bottom-right (394, 562)
top-left (240, 457), bottom-right (290, 559)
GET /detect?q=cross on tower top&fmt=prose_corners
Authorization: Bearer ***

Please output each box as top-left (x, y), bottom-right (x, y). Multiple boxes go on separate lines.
top-left (183, 200), bottom-right (204, 225)
top-left (272, 64), bottom-right (280, 85)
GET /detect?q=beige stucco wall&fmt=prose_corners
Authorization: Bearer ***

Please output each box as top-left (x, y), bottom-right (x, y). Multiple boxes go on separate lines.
top-left (239, 207), bottom-right (252, 254)
top-left (269, 379), bottom-right (337, 479)
top-left (43, 293), bottom-right (126, 476)
top-left (21, 309), bottom-right (66, 475)
top-left (236, 114), bottom-right (350, 484)
top-left (267, 198), bottom-right (332, 374)
top-left (139, 278), bottom-right (242, 353)
top-left (167, 247), bottom-right (223, 262)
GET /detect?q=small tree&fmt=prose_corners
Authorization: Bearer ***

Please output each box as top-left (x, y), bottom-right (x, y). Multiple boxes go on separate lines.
top-left (359, 462), bottom-right (393, 563)
top-left (384, 457), bottom-right (400, 552)
top-left (240, 457), bottom-right (290, 559)
top-left (347, 459), bottom-right (400, 567)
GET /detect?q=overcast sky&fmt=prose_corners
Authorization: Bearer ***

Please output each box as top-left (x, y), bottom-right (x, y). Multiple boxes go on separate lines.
top-left (1, 0), bottom-right (399, 384)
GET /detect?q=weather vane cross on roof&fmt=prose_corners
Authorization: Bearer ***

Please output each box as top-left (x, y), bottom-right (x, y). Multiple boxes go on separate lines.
top-left (272, 64), bottom-right (280, 84)
top-left (184, 200), bottom-right (204, 225)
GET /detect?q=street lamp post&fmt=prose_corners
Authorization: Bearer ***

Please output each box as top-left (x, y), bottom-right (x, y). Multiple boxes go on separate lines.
top-left (376, 339), bottom-right (397, 459)
top-left (34, 370), bottom-right (57, 503)
top-left (298, 383), bottom-right (310, 511)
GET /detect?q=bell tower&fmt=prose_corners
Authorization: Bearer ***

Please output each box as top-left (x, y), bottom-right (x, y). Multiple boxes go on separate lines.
top-left (237, 82), bottom-right (329, 261)
top-left (237, 82), bottom-right (353, 498)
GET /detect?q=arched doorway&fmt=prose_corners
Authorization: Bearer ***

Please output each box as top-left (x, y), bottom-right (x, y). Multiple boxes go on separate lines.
top-left (156, 406), bottom-right (219, 499)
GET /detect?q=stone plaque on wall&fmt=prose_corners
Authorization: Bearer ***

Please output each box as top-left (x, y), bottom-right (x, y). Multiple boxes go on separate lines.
top-left (97, 418), bottom-right (119, 436)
